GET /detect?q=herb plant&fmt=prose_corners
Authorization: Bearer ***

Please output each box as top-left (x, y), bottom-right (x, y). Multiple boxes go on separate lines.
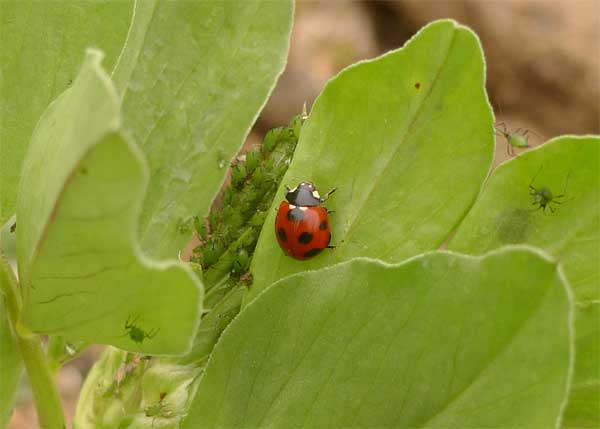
top-left (0, 2), bottom-right (597, 428)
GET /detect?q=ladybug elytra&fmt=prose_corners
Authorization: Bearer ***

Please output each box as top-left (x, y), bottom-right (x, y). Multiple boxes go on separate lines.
top-left (275, 182), bottom-right (335, 260)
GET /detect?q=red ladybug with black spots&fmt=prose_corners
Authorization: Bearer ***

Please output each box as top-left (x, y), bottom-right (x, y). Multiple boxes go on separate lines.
top-left (275, 182), bottom-right (336, 260)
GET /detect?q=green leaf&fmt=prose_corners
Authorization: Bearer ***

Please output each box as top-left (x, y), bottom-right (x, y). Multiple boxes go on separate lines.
top-left (247, 19), bottom-right (493, 303)
top-left (449, 136), bottom-right (600, 304)
top-left (445, 136), bottom-right (599, 427)
top-left (16, 50), bottom-right (202, 355)
top-left (562, 302), bottom-right (599, 429)
top-left (185, 248), bottom-right (573, 428)
top-left (111, 0), bottom-right (294, 259)
top-left (0, 293), bottom-right (22, 428)
top-left (0, 0), bottom-right (133, 225)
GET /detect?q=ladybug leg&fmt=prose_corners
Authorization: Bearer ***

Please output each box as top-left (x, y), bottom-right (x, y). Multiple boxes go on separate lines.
top-left (326, 245), bottom-right (335, 249)
top-left (320, 187), bottom-right (337, 203)
top-left (284, 184), bottom-right (291, 191)
top-left (327, 209), bottom-right (335, 214)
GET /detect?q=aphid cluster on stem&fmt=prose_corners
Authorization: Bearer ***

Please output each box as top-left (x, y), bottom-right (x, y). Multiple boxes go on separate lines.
top-left (189, 114), bottom-right (305, 315)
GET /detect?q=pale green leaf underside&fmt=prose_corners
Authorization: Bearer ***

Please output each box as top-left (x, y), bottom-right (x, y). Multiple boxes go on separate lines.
top-left (113, 0), bottom-right (294, 259)
top-left (16, 51), bottom-right (201, 354)
top-left (450, 136), bottom-right (600, 304)
top-left (186, 248), bottom-right (572, 428)
top-left (247, 19), bottom-right (494, 303)
top-left (0, 0), bottom-right (132, 225)
top-left (562, 302), bottom-right (599, 429)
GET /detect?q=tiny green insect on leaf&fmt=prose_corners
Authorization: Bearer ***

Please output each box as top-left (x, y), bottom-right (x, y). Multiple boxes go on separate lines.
top-left (509, 133), bottom-right (530, 148)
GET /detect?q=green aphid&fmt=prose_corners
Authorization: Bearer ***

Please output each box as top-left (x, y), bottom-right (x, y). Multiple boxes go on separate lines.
top-left (145, 392), bottom-right (175, 427)
top-left (193, 216), bottom-right (204, 238)
top-left (495, 122), bottom-right (539, 156)
top-left (252, 165), bottom-right (266, 183)
top-left (177, 217), bottom-right (192, 235)
top-left (262, 127), bottom-right (283, 153)
top-left (231, 164), bottom-right (247, 187)
top-left (233, 248), bottom-right (250, 273)
top-left (222, 187), bottom-right (235, 205)
top-left (250, 211), bottom-right (267, 226)
top-left (245, 150), bottom-right (260, 173)
top-left (124, 316), bottom-right (158, 344)
top-left (290, 112), bottom-right (306, 139)
top-left (202, 241), bottom-right (223, 267)
top-left (208, 211), bottom-right (221, 229)
top-left (528, 166), bottom-right (570, 214)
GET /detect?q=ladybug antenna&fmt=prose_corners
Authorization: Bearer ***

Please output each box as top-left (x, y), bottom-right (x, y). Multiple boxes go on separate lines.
top-left (321, 187), bottom-right (337, 203)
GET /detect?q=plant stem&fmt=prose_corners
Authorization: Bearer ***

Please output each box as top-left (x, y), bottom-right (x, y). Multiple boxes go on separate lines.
top-left (0, 254), bottom-right (20, 323)
top-left (0, 253), bottom-right (65, 428)
top-left (18, 335), bottom-right (65, 428)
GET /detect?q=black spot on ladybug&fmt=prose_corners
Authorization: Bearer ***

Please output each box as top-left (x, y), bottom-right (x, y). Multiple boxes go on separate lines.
top-left (319, 220), bottom-right (328, 230)
top-left (287, 208), bottom-right (304, 222)
top-left (298, 232), bottom-right (313, 244)
top-left (304, 248), bottom-right (323, 258)
top-left (278, 228), bottom-right (287, 242)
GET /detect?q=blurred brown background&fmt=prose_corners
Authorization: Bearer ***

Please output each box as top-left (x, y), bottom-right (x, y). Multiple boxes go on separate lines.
top-left (9, 1), bottom-right (599, 427)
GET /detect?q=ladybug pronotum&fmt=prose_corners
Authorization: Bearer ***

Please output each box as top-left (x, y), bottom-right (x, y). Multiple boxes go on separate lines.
top-left (275, 182), bottom-right (335, 260)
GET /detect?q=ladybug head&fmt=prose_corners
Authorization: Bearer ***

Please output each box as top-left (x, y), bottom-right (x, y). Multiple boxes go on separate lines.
top-left (285, 182), bottom-right (321, 207)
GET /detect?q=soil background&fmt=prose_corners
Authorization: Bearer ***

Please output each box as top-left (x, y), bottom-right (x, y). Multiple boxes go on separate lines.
top-left (9, 1), bottom-right (600, 428)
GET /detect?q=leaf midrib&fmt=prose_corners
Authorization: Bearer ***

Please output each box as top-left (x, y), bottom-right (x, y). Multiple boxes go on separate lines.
top-left (339, 28), bottom-right (458, 247)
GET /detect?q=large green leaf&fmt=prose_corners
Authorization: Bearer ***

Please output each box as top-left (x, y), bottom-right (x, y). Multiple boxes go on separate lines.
top-left (449, 136), bottom-right (599, 304)
top-left (16, 50), bottom-right (202, 354)
top-left (562, 302), bottom-right (600, 428)
top-left (185, 248), bottom-right (572, 428)
top-left (0, 0), bottom-right (132, 225)
top-left (111, 0), bottom-right (293, 259)
top-left (247, 19), bottom-right (493, 303)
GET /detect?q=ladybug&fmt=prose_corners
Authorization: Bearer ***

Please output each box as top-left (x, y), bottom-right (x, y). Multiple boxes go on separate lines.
top-left (275, 182), bottom-right (336, 260)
